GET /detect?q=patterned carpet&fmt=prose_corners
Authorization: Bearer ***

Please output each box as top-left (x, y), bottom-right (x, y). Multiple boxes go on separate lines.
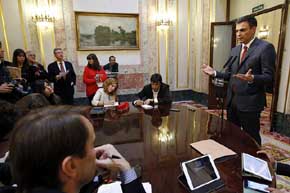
top-left (174, 100), bottom-right (290, 188)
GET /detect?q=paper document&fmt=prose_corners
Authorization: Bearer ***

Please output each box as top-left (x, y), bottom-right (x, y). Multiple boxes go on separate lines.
top-left (190, 139), bottom-right (236, 160)
top-left (104, 102), bottom-right (119, 108)
top-left (141, 104), bottom-right (153, 110)
top-left (98, 181), bottom-right (152, 193)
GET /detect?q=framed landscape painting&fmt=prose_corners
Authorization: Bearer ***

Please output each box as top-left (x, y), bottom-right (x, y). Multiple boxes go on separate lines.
top-left (75, 12), bottom-right (139, 50)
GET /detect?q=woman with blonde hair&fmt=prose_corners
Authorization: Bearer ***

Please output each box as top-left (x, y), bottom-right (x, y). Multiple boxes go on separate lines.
top-left (91, 78), bottom-right (118, 106)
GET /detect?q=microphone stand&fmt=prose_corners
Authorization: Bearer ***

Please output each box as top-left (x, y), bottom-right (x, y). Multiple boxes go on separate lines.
top-left (212, 56), bottom-right (237, 134)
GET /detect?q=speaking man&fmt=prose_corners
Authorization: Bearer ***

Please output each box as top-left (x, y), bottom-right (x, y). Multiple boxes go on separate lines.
top-left (202, 16), bottom-right (276, 145)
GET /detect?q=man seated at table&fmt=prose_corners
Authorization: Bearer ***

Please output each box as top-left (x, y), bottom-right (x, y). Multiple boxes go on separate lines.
top-left (104, 56), bottom-right (119, 73)
top-left (9, 107), bottom-right (146, 193)
top-left (134, 73), bottom-right (171, 106)
top-left (258, 150), bottom-right (290, 193)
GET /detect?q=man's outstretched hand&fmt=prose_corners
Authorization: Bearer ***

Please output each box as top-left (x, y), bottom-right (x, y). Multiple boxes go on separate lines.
top-left (201, 64), bottom-right (215, 76)
top-left (233, 69), bottom-right (254, 82)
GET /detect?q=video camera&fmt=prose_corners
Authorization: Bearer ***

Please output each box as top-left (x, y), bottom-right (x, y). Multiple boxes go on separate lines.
top-left (9, 79), bottom-right (29, 97)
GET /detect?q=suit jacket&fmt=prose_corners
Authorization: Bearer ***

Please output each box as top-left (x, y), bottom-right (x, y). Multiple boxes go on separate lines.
top-left (137, 83), bottom-right (172, 105)
top-left (216, 38), bottom-right (276, 112)
top-left (0, 60), bottom-right (12, 67)
top-left (103, 63), bottom-right (119, 72)
top-left (277, 162), bottom-right (290, 177)
top-left (47, 61), bottom-right (76, 98)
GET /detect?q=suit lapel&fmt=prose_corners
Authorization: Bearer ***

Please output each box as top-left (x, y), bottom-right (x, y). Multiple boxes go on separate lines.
top-left (54, 61), bottom-right (61, 73)
top-left (237, 38), bottom-right (259, 73)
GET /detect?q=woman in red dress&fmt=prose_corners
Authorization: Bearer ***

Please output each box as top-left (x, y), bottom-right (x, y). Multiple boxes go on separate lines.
top-left (83, 54), bottom-right (107, 103)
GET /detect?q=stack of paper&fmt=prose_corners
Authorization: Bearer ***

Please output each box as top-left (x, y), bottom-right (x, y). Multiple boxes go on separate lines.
top-left (190, 139), bottom-right (236, 160)
top-left (98, 181), bottom-right (152, 193)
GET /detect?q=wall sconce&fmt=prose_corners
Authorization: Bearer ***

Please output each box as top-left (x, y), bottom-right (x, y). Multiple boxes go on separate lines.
top-left (156, 12), bottom-right (172, 30)
top-left (31, 2), bottom-right (56, 28)
top-left (258, 25), bottom-right (269, 40)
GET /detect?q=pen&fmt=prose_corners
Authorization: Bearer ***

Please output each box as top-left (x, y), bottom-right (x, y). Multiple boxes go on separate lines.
top-left (108, 155), bottom-right (121, 159)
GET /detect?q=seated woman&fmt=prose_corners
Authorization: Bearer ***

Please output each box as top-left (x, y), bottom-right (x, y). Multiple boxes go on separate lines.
top-left (33, 80), bottom-right (61, 105)
top-left (15, 80), bottom-right (61, 113)
top-left (91, 78), bottom-right (118, 106)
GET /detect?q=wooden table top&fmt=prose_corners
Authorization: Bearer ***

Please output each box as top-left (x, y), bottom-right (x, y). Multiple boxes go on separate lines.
top-left (90, 103), bottom-right (275, 193)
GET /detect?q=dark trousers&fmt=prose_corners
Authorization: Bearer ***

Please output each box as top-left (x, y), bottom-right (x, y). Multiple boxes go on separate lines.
top-left (57, 91), bottom-right (74, 105)
top-left (227, 103), bottom-right (261, 146)
top-left (87, 95), bottom-right (94, 105)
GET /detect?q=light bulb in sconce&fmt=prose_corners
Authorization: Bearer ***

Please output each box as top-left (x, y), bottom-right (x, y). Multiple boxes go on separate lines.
top-left (258, 25), bottom-right (269, 40)
top-left (156, 12), bottom-right (172, 30)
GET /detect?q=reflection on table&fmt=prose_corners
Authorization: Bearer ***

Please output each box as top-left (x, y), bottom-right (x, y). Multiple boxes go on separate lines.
top-left (90, 103), bottom-right (274, 193)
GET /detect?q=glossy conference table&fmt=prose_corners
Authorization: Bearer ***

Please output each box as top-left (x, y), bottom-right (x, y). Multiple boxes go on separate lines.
top-left (90, 103), bottom-right (275, 193)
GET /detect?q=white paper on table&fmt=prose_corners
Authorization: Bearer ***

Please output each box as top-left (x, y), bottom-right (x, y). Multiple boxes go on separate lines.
top-left (104, 102), bottom-right (119, 108)
top-left (141, 104), bottom-right (153, 110)
top-left (190, 139), bottom-right (236, 160)
top-left (97, 181), bottom-right (152, 193)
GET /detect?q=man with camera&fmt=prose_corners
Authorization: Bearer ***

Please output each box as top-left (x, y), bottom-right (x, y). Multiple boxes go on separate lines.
top-left (0, 56), bottom-right (21, 103)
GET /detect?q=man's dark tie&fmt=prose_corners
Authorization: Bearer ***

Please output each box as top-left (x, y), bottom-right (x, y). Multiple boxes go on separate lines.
top-left (240, 46), bottom-right (248, 64)
top-left (59, 62), bottom-right (65, 72)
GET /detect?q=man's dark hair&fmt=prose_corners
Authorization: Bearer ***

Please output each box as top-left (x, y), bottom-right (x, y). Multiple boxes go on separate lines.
top-left (109, 56), bottom-right (115, 61)
top-left (53, 48), bottom-right (62, 54)
top-left (9, 108), bottom-right (89, 191)
top-left (0, 100), bottom-right (19, 139)
top-left (236, 15), bottom-right (257, 28)
top-left (150, 73), bottom-right (162, 83)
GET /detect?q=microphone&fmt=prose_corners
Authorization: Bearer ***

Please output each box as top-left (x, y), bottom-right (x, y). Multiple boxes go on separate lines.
top-left (223, 56), bottom-right (237, 69)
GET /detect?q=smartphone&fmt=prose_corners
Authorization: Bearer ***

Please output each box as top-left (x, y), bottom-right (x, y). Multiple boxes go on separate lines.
top-left (244, 180), bottom-right (269, 193)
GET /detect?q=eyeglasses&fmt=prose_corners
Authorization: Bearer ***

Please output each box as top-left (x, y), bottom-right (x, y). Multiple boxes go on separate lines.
top-left (87, 58), bottom-right (94, 60)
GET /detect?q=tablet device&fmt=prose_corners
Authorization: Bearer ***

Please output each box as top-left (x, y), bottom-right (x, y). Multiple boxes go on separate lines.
top-left (181, 155), bottom-right (220, 191)
top-left (244, 180), bottom-right (269, 193)
top-left (242, 153), bottom-right (272, 182)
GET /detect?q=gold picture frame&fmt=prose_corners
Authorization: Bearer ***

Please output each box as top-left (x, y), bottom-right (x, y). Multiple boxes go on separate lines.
top-left (75, 12), bottom-right (139, 51)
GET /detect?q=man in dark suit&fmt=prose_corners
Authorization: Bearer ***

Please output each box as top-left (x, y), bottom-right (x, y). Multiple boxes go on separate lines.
top-left (202, 16), bottom-right (276, 145)
top-left (134, 73), bottom-right (172, 106)
top-left (103, 56), bottom-right (119, 72)
top-left (8, 107), bottom-right (146, 193)
top-left (48, 48), bottom-right (76, 105)
top-left (0, 48), bottom-right (12, 67)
